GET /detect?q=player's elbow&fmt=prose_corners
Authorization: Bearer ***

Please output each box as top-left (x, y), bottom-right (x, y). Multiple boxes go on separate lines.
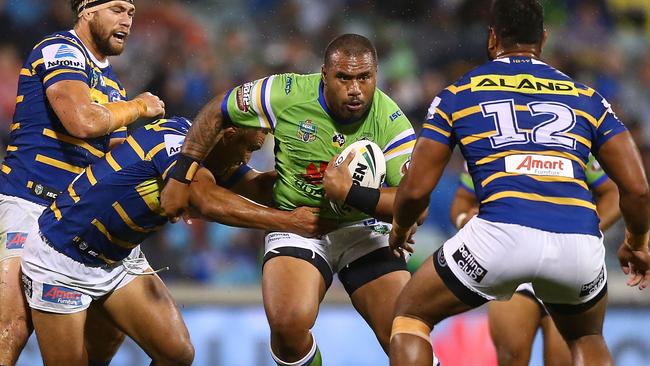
top-left (621, 181), bottom-right (650, 203)
top-left (65, 122), bottom-right (104, 139)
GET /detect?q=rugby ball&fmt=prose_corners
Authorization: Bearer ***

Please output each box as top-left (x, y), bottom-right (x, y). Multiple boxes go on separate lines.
top-left (330, 140), bottom-right (386, 216)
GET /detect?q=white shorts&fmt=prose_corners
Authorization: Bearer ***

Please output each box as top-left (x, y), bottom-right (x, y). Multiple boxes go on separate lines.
top-left (264, 219), bottom-right (407, 294)
top-left (21, 226), bottom-right (150, 314)
top-left (0, 194), bottom-right (45, 262)
top-left (435, 217), bottom-right (606, 310)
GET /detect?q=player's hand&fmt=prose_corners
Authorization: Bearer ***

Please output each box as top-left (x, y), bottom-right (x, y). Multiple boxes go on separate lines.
top-left (285, 207), bottom-right (337, 238)
top-left (135, 92), bottom-right (165, 118)
top-left (323, 151), bottom-right (355, 202)
top-left (160, 179), bottom-right (191, 223)
top-left (458, 207), bottom-right (479, 229)
top-left (389, 222), bottom-right (417, 258)
top-left (617, 231), bottom-right (650, 290)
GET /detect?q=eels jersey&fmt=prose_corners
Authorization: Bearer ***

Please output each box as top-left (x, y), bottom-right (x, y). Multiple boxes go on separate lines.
top-left (0, 30), bottom-right (128, 206)
top-left (459, 154), bottom-right (609, 195)
top-left (423, 57), bottom-right (627, 237)
top-left (221, 73), bottom-right (415, 222)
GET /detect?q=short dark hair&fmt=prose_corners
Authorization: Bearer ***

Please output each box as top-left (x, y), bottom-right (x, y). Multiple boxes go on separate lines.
top-left (324, 34), bottom-right (377, 66)
top-left (489, 0), bottom-right (544, 47)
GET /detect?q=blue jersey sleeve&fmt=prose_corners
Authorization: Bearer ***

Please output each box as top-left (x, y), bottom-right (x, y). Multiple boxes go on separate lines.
top-left (33, 37), bottom-right (89, 90)
top-left (217, 164), bottom-right (252, 188)
top-left (591, 94), bottom-right (627, 152)
top-left (419, 88), bottom-right (457, 147)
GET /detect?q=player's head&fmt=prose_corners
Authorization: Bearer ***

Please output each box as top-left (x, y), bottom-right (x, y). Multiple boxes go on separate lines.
top-left (487, 0), bottom-right (546, 60)
top-left (221, 126), bottom-right (269, 163)
top-left (321, 34), bottom-right (378, 124)
top-left (71, 0), bottom-right (135, 56)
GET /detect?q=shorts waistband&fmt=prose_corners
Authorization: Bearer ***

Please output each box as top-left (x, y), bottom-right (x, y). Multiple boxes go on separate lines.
top-left (39, 232), bottom-right (112, 268)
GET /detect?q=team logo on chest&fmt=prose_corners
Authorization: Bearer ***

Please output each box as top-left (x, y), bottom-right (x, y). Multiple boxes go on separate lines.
top-left (332, 133), bottom-right (346, 147)
top-left (297, 120), bottom-right (318, 143)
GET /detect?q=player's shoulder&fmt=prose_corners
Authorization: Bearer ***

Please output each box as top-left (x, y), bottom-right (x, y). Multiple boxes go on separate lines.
top-left (30, 30), bottom-right (87, 70)
top-left (373, 88), bottom-right (407, 121)
top-left (273, 72), bottom-right (320, 99)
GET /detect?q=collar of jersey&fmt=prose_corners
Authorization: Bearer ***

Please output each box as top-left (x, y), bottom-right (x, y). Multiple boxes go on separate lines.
top-left (318, 80), bottom-right (361, 126)
top-left (494, 56), bottom-right (547, 66)
top-left (69, 29), bottom-right (111, 69)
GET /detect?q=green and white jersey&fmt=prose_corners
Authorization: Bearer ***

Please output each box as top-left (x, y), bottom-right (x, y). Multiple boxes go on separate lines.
top-left (222, 73), bottom-right (415, 221)
top-left (459, 154), bottom-right (609, 193)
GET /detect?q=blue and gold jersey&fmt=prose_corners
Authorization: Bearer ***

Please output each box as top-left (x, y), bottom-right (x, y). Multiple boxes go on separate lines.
top-left (423, 57), bottom-right (626, 236)
top-left (0, 30), bottom-right (128, 206)
top-left (38, 118), bottom-right (191, 265)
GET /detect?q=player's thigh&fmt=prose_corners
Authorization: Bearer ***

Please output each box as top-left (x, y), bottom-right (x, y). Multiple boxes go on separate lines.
top-left (102, 273), bottom-right (193, 362)
top-left (545, 291), bottom-right (608, 342)
top-left (488, 292), bottom-right (541, 355)
top-left (85, 300), bottom-right (126, 362)
top-left (540, 314), bottom-right (571, 366)
top-left (0, 257), bottom-right (32, 364)
top-left (32, 308), bottom-right (87, 366)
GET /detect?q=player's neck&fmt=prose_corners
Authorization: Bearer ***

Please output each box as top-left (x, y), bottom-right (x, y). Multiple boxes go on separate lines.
top-left (74, 24), bottom-right (109, 63)
top-left (495, 45), bottom-right (541, 60)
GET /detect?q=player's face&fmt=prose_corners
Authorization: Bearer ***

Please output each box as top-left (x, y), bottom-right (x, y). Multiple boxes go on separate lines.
top-left (229, 128), bottom-right (268, 163)
top-left (89, 2), bottom-right (135, 56)
top-left (322, 52), bottom-right (377, 123)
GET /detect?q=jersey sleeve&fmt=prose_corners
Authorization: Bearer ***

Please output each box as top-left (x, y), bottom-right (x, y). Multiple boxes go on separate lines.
top-left (419, 88), bottom-right (457, 147)
top-left (150, 130), bottom-right (185, 181)
top-left (216, 164), bottom-right (253, 188)
top-left (585, 155), bottom-right (608, 189)
top-left (590, 93), bottom-right (627, 152)
top-left (221, 74), bottom-right (293, 131)
top-left (110, 127), bottom-right (128, 140)
top-left (380, 100), bottom-right (416, 187)
top-left (459, 172), bottom-right (475, 193)
top-left (33, 37), bottom-right (89, 90)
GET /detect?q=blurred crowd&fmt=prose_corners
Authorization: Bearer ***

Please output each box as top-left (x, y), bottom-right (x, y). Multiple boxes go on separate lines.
top-left (1, 0), bottom-right (649, 286)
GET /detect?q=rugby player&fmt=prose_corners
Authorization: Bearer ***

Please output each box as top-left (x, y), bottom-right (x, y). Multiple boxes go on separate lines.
top-left (161, 34), bottom-right (416, 365)
top-left (388, 1), bottom-right (650, 365)
top-left (451, 154), bottom-right (620, 366)
top-left (21, 116), bottom-right (329, 365)
top-left (0, 1), bottom-right (164, 365)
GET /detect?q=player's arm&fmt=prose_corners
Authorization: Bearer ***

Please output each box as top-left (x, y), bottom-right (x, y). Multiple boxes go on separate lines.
top-left (188, 168), bottom-right (326, 238)
top-left (46, 81), bottom-right (164, 138)
top-left (450, 186), bottom-right (479, 230)
top-left (229, 170), bottom-right (277, 206)
top-left (592, 178), bottom-right (621, 231)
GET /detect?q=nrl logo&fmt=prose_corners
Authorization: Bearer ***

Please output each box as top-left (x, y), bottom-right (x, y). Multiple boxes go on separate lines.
top-left (297, 120), bottom-right (317, 143)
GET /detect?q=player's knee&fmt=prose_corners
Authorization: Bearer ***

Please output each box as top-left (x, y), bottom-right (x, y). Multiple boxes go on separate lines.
top-left (156, 337), bottom-right (194, 366)
top-left (0, 315), bottom-right (32, 346)
top-left (267, 306), bottom-right (315, 339)
top-left (390, 315), bottom-right (432, 346)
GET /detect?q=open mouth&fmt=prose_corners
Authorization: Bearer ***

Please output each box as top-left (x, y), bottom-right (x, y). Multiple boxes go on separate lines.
top-left (112, 31), bottom-right (128, 43)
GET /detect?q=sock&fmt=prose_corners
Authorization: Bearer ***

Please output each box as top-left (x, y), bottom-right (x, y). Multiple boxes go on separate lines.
top-left (271, 333), bottom-right (322, 366)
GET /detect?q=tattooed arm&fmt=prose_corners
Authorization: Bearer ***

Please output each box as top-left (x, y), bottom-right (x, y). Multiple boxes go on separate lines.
top-left (160, 92), bottom-right (227, 221)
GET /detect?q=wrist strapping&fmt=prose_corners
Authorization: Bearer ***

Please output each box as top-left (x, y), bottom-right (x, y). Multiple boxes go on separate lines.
top-left (169, 154), bottom-right (200, 184)
top-left (344, 184), bottom-right (380, 215)
top-left (102, 99), bottom-right (147, 133)
top-left (455, 212), bottom-right (468, 230)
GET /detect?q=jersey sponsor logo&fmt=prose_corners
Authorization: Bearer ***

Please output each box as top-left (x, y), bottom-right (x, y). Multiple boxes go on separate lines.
top-left (389, 110), bottom-right (403, 122)
top-left (470, 74), bottom-right (579, 96)
top-left (505, 154), bottom-right (574, 178)
top-left (284, 75), bottom-right (293, 95)
top-left (42, 44), bottom-right (86, 70)
top-left (22, 274), bottom-right (33, 298)
top-left (164, 134), bottom-right (185, 156)
top-left (579, 266), bottom-right (605, 297)
top-left (452, 243), bottom-right (487, 283)
top-left (426, 97), bottom-right (442, 120)
top-left (332, 133), bottom-right (346, 147)
top-left (297, 120), bottom-right (318, 143)
top-left (236, 82), bottom-right (254, 112)
top-left (41, 284), bottom-right (83, 306)
top-left (6, 232), bottom-right (28, 249)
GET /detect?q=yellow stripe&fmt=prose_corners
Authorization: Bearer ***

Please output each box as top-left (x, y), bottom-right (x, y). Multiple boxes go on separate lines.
top-left (112, 202), bottom-right (157, 233)
top-left (422, 123), bottom-right (451, 138)
top-left (385, 140), bottom-right (416, 156)
top-left (43, 69), bottom-right (88, 84)
top-left (135, 179), bottom-right (164, 215)
top-left (90, 88), bottom-right (109, 104)
top-left (6, 145), bottom-right (17, 152)
top-left (470, 74), bottom-right (579, 96)
top-left (91, 219), bottom-right (137, 249)
top-left (103, 78), bottom-right (126, 97)
top-left (1, 165), bottom-right (11, 174)
top-left (476, 150), bottom-right (586, 169)
top-left (68, 185), bottom-right (80, 203)
top-left (452, 106), bottom-right (482, 122)
top-left (146, 142), bottom-right (166, 160)
top-left (31, 58), bottom-right (44, 72)
top-left (10, 123), bottom-right (20, 132)
top-left (20, 68), bottom-right (31, 77)
top-left (574, 109), bottom-right (598, 128)
top-left (27, 181), bottom-right (33, 188)
top-left (481, 191), bottom-right (596, 211)
top-left (436, 108), bottom-right (452, 127)
top-left (577, 88), bottom-right (595, 97)
top-left (51, 201), bottom-right (62, 220)
top-left (35, 154), bottom-right (84, 174)
top-left (161, 161), bottom-right (177, 180)
top-left (126, 136), bottom-right (145, 160)
top-left (481, 172), bottom-right (589, 190)
top-left (42, 128), bottom-right (104, 158)
top-left (105, 152), bottom-right (122, 172)
top-left (460, 131), bottom-right (496, 146)
top-left (255, 80), bottom-right (271, 128)
top-left (596, 110), bottom-right (609, 129)
top-left (565, 133), bottom-right (591, 149)
top-left (86, 167), bottom-right (97, 185)
top-left (447, 84), bottom-right (471, 95)
top-left (16, 95), bottom-right (24, 103)
top-left (33, 36), bottom-right (68, 50)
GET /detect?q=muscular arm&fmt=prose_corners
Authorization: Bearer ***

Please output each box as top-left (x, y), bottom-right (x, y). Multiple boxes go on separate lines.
top-left (230, 170), bottom-right (277, 206)
top-left (596, 131), bottom-right (650, 247)
top-left (46, 80), bottom-right (113, 138)
top-left (181, 92), bottom-right (228, 160)
top-left (593, 178), bottom-right (621, 231)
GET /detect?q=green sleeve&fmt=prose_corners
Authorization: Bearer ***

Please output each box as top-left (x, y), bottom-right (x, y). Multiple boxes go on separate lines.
top-left (585, 154), bottom-right (608, 189)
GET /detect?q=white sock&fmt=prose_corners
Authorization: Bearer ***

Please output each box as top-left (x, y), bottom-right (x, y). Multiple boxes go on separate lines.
top-left (271, 332), bottom-right (318, 366)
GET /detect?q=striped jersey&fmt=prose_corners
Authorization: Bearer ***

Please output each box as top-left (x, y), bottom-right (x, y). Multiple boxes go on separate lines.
top-left (0, 30), bottom-right (127, 206)
top-left (423, 57), bottom-right (626, 236)
top-left (221, 73), bottom-right (415, 222)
